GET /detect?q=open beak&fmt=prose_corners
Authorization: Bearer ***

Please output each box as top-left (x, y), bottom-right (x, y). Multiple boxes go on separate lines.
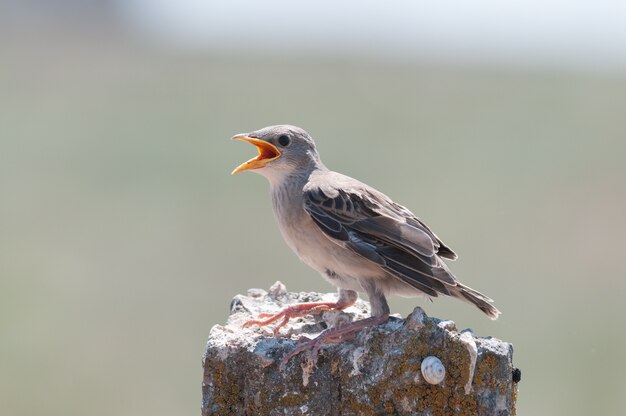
top-left (231, 134), bottom-right (282, 174)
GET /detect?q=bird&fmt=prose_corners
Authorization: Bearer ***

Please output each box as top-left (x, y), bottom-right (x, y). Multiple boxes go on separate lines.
top-left (231, 125), bottom-right (499, 360)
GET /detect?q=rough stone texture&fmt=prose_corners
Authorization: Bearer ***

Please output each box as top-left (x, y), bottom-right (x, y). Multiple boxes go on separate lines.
top-left (202, 282), bottom-right (519, 416)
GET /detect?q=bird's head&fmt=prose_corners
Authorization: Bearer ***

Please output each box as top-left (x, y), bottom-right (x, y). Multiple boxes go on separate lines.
top-left (231, 125), bottom-right (321, 180)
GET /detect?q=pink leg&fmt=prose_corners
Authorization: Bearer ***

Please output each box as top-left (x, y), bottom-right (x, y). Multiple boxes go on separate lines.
top-left (282, 314), bottom-right (390, 364)
top-left (243, 298), bottom-right (356, 335)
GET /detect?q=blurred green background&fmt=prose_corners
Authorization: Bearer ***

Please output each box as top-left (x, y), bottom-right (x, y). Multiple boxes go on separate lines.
top-left (1, 2), bottom-right (625, 415)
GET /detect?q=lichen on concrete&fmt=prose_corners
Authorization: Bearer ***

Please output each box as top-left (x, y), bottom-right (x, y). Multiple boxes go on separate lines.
top-left (202, 282), bottom-right (519, 415)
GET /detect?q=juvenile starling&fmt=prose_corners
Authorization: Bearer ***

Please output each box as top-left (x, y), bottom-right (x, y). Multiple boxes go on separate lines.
top-left (231, 125), bottom-right (499, 359)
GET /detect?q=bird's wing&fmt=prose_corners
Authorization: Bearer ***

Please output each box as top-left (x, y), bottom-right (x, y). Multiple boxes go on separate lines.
top-left (303, 175), bottom-right (458, 297)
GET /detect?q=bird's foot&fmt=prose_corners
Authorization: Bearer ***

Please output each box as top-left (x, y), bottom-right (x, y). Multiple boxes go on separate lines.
top-left (243, 301), bottom-right (344, 336)
top-left (282, 314), bottom-right (389, 365)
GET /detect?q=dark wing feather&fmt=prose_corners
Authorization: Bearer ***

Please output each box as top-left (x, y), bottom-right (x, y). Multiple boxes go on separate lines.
top-left (391, 202), bottom-right (458, 260)
top-left (303, 179), bottom-right (459, 297)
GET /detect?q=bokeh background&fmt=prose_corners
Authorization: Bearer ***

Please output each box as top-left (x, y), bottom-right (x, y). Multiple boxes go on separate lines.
top-left (1, 1), bottom-right (625, 415)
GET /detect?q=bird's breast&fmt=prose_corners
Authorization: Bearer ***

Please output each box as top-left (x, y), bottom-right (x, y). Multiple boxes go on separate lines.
top-left (272, 199), bottom-right (330, 271)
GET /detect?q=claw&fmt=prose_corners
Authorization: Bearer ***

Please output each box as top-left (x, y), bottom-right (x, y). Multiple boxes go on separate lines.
top-left (281, 314), bottom-right (389, 365)
top-left (273, 315), bottom-right (290, 336)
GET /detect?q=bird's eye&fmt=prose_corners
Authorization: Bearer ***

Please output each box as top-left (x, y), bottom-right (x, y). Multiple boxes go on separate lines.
top-left (278, 135), bottom-right (290, 146)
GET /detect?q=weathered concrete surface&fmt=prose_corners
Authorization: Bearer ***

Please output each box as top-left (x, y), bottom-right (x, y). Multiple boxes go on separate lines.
top-left (202, 282), bottom-right (519, 415)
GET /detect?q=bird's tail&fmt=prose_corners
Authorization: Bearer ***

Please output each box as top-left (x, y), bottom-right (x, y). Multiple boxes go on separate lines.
top-left (454, 284), bottom-right (501, 320)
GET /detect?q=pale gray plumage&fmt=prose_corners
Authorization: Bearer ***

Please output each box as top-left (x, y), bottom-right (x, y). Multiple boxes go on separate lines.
top-left (232, 125), bottom-right (500, 319)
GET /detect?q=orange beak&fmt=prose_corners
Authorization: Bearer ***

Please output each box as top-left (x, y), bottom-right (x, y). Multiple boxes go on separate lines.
top-left (231, 134), bottom-right (282, 174)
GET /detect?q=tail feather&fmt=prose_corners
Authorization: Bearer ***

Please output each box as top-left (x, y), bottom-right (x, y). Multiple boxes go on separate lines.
top-left (456, 284), bottom-right (500, 320)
